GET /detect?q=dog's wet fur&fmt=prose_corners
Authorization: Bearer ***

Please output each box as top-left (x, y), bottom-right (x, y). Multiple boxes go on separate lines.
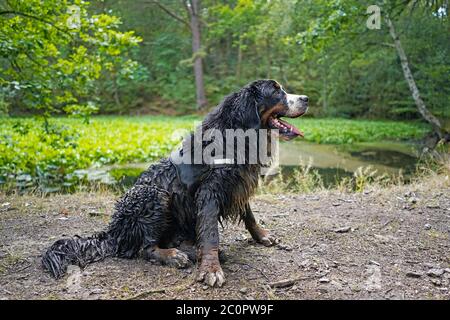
top-left (42, 79), bottom-right (308, 287)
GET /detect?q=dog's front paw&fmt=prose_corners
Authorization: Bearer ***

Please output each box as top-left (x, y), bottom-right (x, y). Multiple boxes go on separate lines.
top-left (196, 264), bottom-right (226, 287)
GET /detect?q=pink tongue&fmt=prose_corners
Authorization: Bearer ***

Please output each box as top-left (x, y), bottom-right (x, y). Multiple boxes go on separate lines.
top-left (278, 119), bottom-right (303, 136)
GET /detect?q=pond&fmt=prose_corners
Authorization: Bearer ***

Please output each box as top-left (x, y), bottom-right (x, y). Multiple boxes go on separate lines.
top-left (276, 141), bottom-right (419, 186)
top-left (75, 140), bottom-right (420, 189)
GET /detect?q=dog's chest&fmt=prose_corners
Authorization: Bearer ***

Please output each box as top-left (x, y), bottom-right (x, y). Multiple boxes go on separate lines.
top-left (219, 166), bottom-right (260, 219)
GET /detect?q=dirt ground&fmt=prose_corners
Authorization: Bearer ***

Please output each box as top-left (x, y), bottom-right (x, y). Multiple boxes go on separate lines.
top-left (1, 176), bottom-right (449, 300)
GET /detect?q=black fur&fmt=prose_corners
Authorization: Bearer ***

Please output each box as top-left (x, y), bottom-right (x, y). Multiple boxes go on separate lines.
top-left (42, 79), bottom-right (300, 279)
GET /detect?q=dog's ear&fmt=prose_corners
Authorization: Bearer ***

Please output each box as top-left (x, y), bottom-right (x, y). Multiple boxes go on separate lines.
top-left (239, 87), bottom-right (261, 129)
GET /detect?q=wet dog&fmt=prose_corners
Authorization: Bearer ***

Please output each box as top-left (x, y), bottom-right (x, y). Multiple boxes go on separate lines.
top-left (42, 79), bottom-right (308, 287)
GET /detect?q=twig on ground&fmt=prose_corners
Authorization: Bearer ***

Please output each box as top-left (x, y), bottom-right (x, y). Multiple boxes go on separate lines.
top-left (127, 278), bottom-right (195, 300)
top-left (127, 288), bottom-right (167, 300)
top-left (269, 275), bottom-right (312, 288)
top-left (273, 214), bottom-right (289, 218)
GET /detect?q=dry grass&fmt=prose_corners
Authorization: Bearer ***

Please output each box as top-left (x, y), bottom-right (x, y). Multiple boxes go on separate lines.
top-left (258, 148), bottom-right (450, 195)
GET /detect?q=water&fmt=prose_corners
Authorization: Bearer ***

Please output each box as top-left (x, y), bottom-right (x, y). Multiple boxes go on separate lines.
top-left (275, 141), bottom-right (419, 185)
top-left (77, 141), bottom-right (420, 188)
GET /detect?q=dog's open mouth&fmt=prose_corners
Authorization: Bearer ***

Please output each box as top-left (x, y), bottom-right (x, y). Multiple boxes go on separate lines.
top-left (268, 114), bottom-right (305, 140)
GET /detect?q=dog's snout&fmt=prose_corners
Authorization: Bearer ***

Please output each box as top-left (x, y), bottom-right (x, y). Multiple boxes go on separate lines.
top-left (299, 95), bottom-right (309, 103)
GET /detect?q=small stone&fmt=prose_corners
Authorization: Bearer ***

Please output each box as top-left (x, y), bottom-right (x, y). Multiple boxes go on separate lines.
top-left (319, 277), bottom-right (330, 283)
top-left (408, 197), bottom-right (419, 204)
top-left (89, 288), bottom-right (104, 295)
top-left (350, 284), bottom-right (361, 292)
top-left (277, 244), bottom-right (293, 251)
top-left (334, 226), bottom-right (351, 233)
top-left (369, 260), bottom-right (380, 266)
top-left (239, 287), bottom-right (248, 294)
top-left (424, 224), bottom-right (432, 230)
top-left (430, 279), bottom-right (441, 286)
top-left (406, 271), bottom-right (423, 278)
top-left (444, 268), bottom-right (450, 274)
top-left (427, 269), bottom-right (444, 278)
top-left (202, 285), bottom-right (209, 290)
top-left (332, 203), bottom-right (341, 207)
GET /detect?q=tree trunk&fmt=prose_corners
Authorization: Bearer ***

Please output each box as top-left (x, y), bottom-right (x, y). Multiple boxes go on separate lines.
top-left (188, 0), bottom-right (207, 110)
top-left (386, 14), bottom-right (447, 141)
top-left (149, 1), bottom-right (207, 109)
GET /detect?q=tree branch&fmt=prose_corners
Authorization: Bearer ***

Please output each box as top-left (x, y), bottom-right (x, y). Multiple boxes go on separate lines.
top-left (366, 41), bottom-right (396, 48)
top-left (144, 1), bottom-right (190, 30)
top-left (0, 10), bottom-right (71, 35)
top-left (180, 1), bottom-right (208, 29)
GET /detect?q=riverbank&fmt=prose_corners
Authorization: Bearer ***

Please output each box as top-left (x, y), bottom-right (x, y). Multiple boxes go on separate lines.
top-left (0, 116), bottom-right (430, 192)
top-left (1, 174), bottom-right (448, 300)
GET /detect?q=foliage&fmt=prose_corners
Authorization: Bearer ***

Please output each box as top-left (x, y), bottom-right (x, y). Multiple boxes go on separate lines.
top-left (0, 0), bottom-right (146, 121)
top-left (0, 115), bottom-right (429, 190)
top-left (1, 0), bottom-right (448, 120)
top-left (0, 116), bottom-right (196, 190)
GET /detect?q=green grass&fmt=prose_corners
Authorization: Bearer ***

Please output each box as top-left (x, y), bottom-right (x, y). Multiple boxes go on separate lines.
top-left (289, 118), bottom-right (430, 144)
top-left (0, 115), bottom-right (430, 190)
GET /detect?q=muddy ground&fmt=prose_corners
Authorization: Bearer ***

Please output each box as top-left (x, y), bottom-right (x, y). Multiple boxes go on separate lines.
top-left (1, 176), bottom-right (449, 300)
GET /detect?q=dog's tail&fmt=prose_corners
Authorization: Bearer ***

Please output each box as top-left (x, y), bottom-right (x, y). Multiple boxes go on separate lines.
top-left (42, 231), bottom-right (117, 279)
top-left (42, 184), bottom-right (171, 279)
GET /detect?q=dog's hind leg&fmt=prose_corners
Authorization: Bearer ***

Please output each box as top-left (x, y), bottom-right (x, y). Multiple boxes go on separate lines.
top-left (143, 246), bottom-right (191, 268)
top-left (243, 204), bottom-right (279, 247)
top-left (109, 184), bottom-right (172, 259)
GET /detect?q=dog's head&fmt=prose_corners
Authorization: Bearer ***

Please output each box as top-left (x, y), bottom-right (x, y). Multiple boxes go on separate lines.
top-left (239, 79), bottom-right (308, 140)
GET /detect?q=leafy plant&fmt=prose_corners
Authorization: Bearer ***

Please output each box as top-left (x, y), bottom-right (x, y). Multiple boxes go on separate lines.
top-left (0, 115), bottom-right (432, 191)
top-left (0, 0), bottom-right (145, 121)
